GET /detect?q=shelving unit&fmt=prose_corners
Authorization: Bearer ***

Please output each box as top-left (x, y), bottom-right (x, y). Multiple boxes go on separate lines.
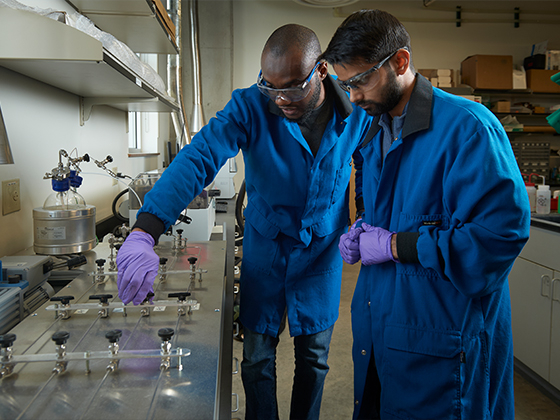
top-left (0, 7), bottom-right (180, 123)
top-left (66, 0), bottom-right (178, 54)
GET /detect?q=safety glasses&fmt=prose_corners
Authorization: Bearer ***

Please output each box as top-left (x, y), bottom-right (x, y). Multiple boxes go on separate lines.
top-left (337, 49), bottom-right (404, 93)
top-left (257, 62), bottom-right (321, 102)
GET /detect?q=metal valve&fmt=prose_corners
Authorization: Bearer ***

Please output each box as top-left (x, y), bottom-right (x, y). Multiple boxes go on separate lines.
top-left (0, 333), bottom-right (16, 378)
top-left (51, 331), bottom-right (70, 374)
top-left (94, 259), bottom-right (106, 283)
top-left (105, 329), bottom-right (123, 372)
top-left (168, 292), bottom-right (192, 316)
top-left (50, 295), bottom-right (75, 320)
top-left (158, 328), bottom-right (174, 370)
top-left (89, 294), bottom-right (113, 318)
top-left (140, 292), bottom-right (155, 317)
top-left (159, 257), bottom-right (168, 281)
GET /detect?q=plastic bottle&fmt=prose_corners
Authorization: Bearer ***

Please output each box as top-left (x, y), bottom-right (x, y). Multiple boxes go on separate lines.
top-left (536, 184), bottom-right (551, 214)
top-left (525, 182), bottom-right (537, 213)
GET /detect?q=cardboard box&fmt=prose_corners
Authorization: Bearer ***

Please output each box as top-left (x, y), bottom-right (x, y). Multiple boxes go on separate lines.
top-left (526, 69), bottom-right (560, 93)
top-left (491, 100), bottom-right (511, 113)
top-left (461, 55), bottom-right (513, 90)
top-left (418, 68), bottom-right (455, 88)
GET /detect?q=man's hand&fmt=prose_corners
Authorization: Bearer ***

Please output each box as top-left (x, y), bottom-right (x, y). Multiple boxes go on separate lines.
top-left (339, 226), bottom-right (363, 265)
top-left (116, 230), bottom-right (159, 305)
top-left (359, 223), bottom-right (397, 265)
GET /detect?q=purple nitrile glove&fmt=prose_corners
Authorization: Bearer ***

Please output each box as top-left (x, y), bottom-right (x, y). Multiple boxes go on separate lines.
top-left (116, 230), bottom-right (159, 305)
top-left (339, 226), bottom-right (364, 265)
top-left (359, 223), bottom-right (397, 265)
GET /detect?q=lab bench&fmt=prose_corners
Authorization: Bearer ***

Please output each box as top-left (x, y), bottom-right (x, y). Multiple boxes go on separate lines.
top-left (0, 203), bottom-right (237, 420)
top-left (509, 213), bottom-right (560, 403)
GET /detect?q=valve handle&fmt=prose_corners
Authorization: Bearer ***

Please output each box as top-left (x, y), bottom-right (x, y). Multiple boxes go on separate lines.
top-left (158, 328), bottom-right (174, 342)
top-left (176, 229), bottom-right (183, 235)
top-left (0, 333), bottom-right (16, 348)
top-left (105, 329), bottom-right (123, 343)
top-left (159, 257), bottom-right (168, 265)
top-left (168, 292), bottom-right (191, 301)
top-left (50, 295), bottom-right (75, 305)
top-left (52, 331), bottom-right (70, 346)
top-left (188, 257), bottom-right (198, 265)
top-left (95, 259), bottom-right (106, 267)
top-left (89, 294), bottom-right (113, 304)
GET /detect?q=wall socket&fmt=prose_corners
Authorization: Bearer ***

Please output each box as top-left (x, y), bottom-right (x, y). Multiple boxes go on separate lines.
top-left (112, 167), bottom-right (118, 186)
top-left (2, 178), bottom-right (20, 215)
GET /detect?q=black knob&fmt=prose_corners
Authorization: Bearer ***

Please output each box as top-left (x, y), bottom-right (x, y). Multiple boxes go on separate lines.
top-left (0, 334), bottom-right (16, 348)
top-left (188, 257), bottom-right (197, 265)
top-left (52, 331), bottom-right (70, 346)
top-left (142, 292), bottom-right (155, 303)
top-left (168, 292), bottom-right (191, 301)
top-left (158, 328), bottom-right (174, 342)
top-left (89, 294), bottom-right (113, 304)
top-left (115, 244), bottom-right (122, 251)
top-left (83, 154), bottom-right (90, 162)
top-left (95, 259), bottom-right (106, 267)
top-left (159, 257), bottom-right (168, 265)
top-left (105, 330), bottom-right (123, 343)
top-left (50, 296), bottom-right (75, 305)
top-left (106, 155), bottom-right (113, 163)
top-left (176, 229), bottom-right (183, 235)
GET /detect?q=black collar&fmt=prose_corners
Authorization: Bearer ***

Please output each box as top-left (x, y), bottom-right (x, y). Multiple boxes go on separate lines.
top-left (362, 73), bottom-right (432, 147)
top-left (267, 74), bottom-right (354, 120)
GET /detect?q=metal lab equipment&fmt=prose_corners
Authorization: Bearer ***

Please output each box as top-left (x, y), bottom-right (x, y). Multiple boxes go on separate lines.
top-left (33, 150), bottom-right (96, 255)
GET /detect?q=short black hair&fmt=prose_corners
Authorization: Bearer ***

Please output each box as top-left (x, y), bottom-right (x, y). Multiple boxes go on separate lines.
top-left (320, 9), bottom-right (412, 67)
top-left (263, 24), bottom-right (322, 68)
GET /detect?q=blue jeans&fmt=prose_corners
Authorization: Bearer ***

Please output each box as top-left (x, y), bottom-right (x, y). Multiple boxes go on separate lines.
top-left (241, 325), bottom-right (334, 420)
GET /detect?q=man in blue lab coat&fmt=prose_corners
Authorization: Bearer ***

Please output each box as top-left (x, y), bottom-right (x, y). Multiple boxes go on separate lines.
top-left (116, 24), bottom-right (372, 420)
top-left (321, 9), bottom-right (530, 420)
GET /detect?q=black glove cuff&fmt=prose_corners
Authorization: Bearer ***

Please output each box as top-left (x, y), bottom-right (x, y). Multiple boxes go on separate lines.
top-left (396, 232), bottom-right (420, 264)
top-left (133, 213), bottom-right (166, 245)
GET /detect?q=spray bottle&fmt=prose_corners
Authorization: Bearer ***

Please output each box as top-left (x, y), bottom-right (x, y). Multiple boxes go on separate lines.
top-left (536, 175), bottom-right (551, 215)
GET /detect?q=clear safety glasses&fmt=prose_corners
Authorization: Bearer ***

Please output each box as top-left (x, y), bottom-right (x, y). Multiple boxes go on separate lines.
top-left (257, 62), bottom-right (321, 102)
top-left (337, 49), bottom-right (405, 93)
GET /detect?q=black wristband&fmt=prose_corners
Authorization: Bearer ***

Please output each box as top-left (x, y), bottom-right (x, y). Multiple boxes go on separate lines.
top-left (133, 213), bottom-right (166, 245)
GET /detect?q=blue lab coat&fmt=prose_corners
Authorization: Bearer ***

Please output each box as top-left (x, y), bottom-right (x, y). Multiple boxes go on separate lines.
top-left (138, 76), bottom-right (372, 337)
top-left (352, 75), bottom-right (530, 419)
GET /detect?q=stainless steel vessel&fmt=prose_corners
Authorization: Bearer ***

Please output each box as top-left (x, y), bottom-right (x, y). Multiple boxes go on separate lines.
top-left (32, 205), bottom-right (96, 255)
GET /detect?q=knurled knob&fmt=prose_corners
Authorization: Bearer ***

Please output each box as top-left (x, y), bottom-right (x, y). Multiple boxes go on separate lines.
top-left (52, 331), bottom-right (70, 346)
top-left (0, 334), bottom-right (16, 348)
top-left (105, 330), bottom-right (123, 343)
top-left (158, 328), bottom-right (175, 342)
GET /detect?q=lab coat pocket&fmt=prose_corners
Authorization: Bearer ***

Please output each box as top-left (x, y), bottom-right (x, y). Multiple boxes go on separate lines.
top-left (242, 212), bottom-right (280, 276)
top-left (382, 324), bottom-right (462, 420)
top-left (329, 160), bottom-right (352, 206)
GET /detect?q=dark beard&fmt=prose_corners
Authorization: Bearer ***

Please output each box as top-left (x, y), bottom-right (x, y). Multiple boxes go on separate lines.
top-left (285, 76), bottom-right (322, 124)
top-left (358, 68), bottom-right (403, 117)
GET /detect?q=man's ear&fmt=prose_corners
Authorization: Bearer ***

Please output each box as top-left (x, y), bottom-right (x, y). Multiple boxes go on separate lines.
top-left (394, 49), bottom-right (410, 76)
top-left (317, 61), bottom-right (329, 81)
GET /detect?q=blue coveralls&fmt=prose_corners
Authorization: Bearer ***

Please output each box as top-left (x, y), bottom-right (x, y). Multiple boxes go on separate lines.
top-left (353, 75), bottom-right (530, 419)
top-left (138, 76), bottom-right (372, 337)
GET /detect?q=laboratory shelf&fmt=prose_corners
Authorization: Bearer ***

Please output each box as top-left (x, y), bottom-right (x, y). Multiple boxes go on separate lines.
top-left (66, 0), bottom-right (178, 54)
top-left (0, 8), bottom-right (179, 120)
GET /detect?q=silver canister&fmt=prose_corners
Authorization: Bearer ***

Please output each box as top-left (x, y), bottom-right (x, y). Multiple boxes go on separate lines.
top-left (33, 205), bottom-right (96, 255)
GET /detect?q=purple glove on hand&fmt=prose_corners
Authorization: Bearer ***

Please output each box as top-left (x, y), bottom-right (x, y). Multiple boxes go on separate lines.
top-left (359, 223), bottom-right (397, 265)
top-left (117, 231), bottom-right (159, 305)
top-left (339, 226), bottom-right (364, 265)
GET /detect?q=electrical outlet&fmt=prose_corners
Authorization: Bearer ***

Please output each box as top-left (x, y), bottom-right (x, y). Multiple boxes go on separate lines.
top-left (112, 167), bottom-right (118, 186)
top-left (2, 178), bottom-right (20, 215)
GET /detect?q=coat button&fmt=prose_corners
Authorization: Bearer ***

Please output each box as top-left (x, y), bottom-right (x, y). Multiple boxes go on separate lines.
top-left (368, 301), bottom-right (371, 306)
top-left (355, 400), bottom-right (359, 405)
top-left (361, 349), bottom-right (366, 355)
